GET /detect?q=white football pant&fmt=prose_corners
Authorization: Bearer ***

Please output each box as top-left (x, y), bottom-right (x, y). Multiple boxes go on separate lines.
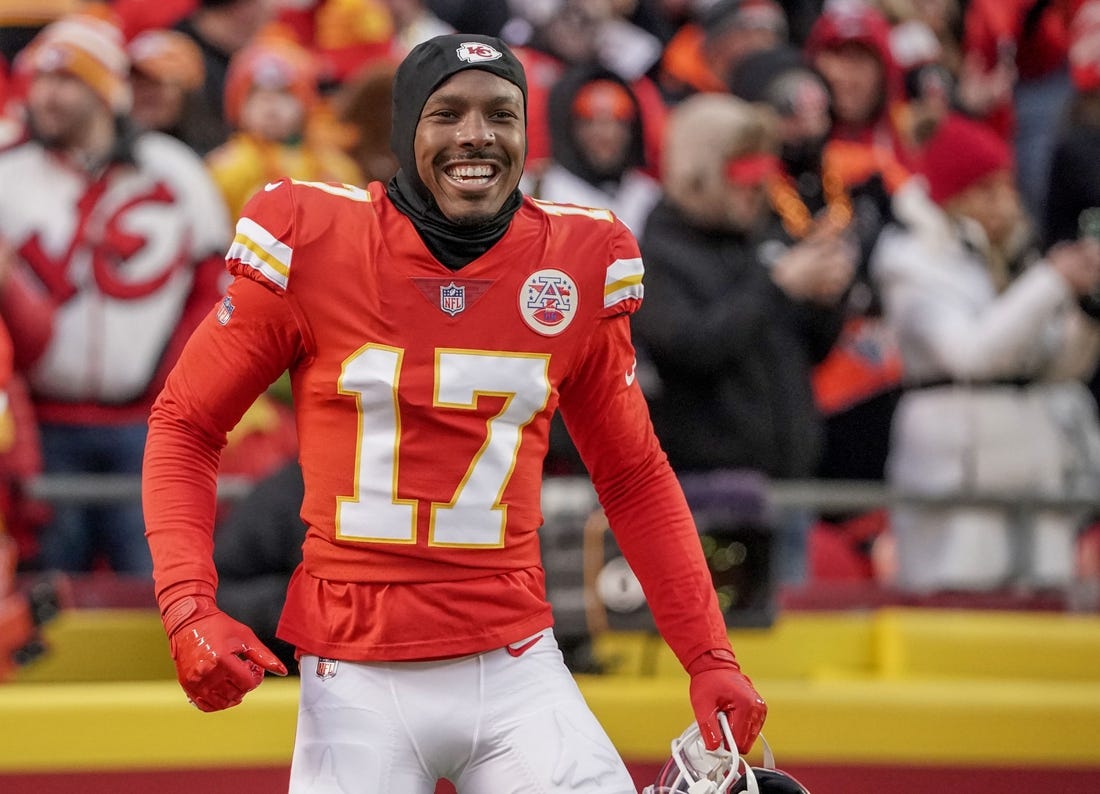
top-left (289, 629), bottom-right (637, 793)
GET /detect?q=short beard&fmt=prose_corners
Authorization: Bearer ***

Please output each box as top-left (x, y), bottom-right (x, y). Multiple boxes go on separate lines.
top-left (27, 112), bottom-right (85, 153)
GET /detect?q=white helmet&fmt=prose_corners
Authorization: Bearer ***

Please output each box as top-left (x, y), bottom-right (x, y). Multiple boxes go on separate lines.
top-left (642, 714), bottom-right (810, 794)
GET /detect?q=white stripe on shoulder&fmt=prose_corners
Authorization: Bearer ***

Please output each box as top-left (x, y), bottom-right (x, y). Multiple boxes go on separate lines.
top-left (289, 179), bottom-right (371, 201)
top-left (604, 257), bottom-right (644, 308)
top-left (530, 198), bottom-right (613, 222)
top-left (228, 216), bottom-right (293, 290)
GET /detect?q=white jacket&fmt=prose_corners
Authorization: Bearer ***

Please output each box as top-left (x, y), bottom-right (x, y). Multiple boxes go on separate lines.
top-left (523, 164), bottom-right (661, 240)
top-left (871, 201), bottom-right (1100, 591)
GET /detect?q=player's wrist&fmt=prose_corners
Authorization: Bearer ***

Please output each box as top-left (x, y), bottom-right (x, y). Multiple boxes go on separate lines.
top-left (161, 594), bottom-right (219, 637)
top-left (686, 648), bottom-right (742, 677)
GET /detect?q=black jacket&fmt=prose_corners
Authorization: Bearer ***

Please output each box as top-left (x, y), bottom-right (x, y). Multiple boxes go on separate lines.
top-left (632, 199), bottom-right (843, 477)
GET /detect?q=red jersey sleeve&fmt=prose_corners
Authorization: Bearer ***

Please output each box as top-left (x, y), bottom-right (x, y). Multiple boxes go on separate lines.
top-left (558, 312), bottom-right (731, 670)
top-left (598, 217), bottom-right (645, 319)
top-left (144, 185), bottom-right (307, 610)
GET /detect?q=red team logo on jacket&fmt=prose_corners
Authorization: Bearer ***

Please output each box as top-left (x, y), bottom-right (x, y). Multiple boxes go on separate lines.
top-left (520, 268), bottom-right (577, 335)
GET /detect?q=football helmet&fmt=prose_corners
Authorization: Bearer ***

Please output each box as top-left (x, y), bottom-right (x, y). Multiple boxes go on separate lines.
top-left (642, 715), bottom-right (811, 794)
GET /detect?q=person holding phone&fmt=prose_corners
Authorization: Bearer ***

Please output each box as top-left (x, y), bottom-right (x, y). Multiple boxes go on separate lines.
top-left (872, 114), bottom-right (1100, 595)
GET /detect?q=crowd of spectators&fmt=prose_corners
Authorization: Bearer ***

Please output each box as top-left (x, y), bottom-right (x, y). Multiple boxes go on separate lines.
top-left (0, 0), bottom-right (1098, 607)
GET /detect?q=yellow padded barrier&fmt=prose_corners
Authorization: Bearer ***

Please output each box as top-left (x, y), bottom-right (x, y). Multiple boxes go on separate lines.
top-left (593, 609), bottom-right (1100, 683)
top-left (0, 678), bottom-right (298, 771)
top-left (2, 607), bottom-right (1098, 772)
top-left (594, 612), bottom-right (878, 680)
top-left (581, 675), bottom-right (1100, 765)
top-left (13, 609), bottom-right (174, 683)
top-left (1, 675), bottom-right (1099, 771)
top-left (18, 608), bottom-right (1100, 686)
top-left (871, 609), bottom-right (1100, 682)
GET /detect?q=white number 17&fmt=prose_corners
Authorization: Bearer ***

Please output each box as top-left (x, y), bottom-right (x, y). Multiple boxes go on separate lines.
top-left (336, 346), bottom-right (551, 548)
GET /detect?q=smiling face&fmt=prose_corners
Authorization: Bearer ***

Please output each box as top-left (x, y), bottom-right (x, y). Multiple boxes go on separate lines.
top-left (414, 69), bottom-right (526, 225)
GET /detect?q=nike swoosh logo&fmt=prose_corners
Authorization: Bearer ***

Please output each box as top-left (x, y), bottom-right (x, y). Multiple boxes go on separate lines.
top-left (624, 358), bottom-right (637, 387)
top-left (264, 181), bottom-right (283, 192)
top-left (506, 634), bottom-right (543, 657)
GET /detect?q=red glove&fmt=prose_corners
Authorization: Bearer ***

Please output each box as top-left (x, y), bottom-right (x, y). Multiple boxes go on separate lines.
top-left (687, 649), bottom-right (767, 753)
top-left (161, 595), bottom-right (287, 712)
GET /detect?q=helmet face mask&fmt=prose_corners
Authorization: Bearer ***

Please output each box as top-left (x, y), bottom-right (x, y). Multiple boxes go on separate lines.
top-left (642, 716), bottom-right (811, 794)
top-left (643, 720), bottom-right (740, 793)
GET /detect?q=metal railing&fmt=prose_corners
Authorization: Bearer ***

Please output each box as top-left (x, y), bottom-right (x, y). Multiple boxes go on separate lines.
top-left (25, 472), bottom-right (1100, 514)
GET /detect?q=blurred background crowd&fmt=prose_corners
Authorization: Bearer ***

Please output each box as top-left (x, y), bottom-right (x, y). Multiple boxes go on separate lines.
top-left (1, 0), bottom-right (1100, 646)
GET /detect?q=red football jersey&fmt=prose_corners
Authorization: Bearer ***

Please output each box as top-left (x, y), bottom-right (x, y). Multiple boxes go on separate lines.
top-left (144, 179), bottom-right (729, 663)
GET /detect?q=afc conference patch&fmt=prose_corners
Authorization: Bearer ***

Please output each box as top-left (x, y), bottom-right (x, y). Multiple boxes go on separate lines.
top-left (520, 268), bottom-right (577, 336)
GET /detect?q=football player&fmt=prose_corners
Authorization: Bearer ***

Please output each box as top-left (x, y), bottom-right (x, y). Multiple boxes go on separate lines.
top-left (143, 33), bottom-right (767, 793)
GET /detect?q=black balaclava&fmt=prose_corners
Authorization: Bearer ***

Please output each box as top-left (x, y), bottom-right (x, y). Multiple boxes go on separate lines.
top-left (387, 33), bottom-right (528, 269)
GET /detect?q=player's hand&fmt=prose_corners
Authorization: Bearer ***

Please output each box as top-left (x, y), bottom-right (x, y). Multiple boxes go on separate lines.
top-left (687, 650), bottom-right (767, 754)
top-left (161, 595), bottom-right (287, 712)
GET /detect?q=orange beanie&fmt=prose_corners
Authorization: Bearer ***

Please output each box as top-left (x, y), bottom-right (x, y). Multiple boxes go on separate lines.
top-left (20, 12), bottom-right (130, 113)
top-left (223, 37), bottom-right (318, 129)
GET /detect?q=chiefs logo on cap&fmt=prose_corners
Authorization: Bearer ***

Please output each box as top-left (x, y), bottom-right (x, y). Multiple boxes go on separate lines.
top-left (456, 41), bottom-right (502, 63)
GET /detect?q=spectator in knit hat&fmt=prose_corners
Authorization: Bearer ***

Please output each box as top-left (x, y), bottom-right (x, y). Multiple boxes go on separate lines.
top-left (657, 0), bottom-right (789, 103)
top-left (805, 0), bottom-right (913, 170)
top-left (127, 28), bottom-right (208, 152)
top-left (205, 34), bottom-right (363, 220)
top-left (0, 12), bottom-right (230, 574)
top-left (871, 114), bottom-right (1100, 594)
top-left (526, 65), bottom-right (661, 239)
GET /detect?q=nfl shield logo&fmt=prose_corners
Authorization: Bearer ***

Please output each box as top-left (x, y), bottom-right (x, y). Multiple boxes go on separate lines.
top-left (440, 282), bottom-right (466, 316)
top-left (216, 296), bottom-right (234, 325)
top-left (316, 658), bottom-right (338, 680)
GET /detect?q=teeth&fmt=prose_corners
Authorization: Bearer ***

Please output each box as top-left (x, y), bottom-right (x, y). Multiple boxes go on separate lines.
top-left (445, 164), bottom-right (494, 181)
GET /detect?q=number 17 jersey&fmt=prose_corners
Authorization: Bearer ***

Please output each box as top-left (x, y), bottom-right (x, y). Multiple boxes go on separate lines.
top-left (148, 178), bottom-right (669, 661)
